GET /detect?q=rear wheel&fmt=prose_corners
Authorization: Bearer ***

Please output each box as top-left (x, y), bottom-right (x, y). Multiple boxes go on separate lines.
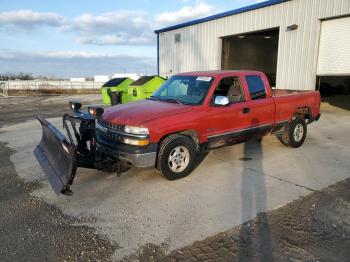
top-left (278, 118), bottom-right (307, 148)
top-left (157, 134), bottom-right (197, 180)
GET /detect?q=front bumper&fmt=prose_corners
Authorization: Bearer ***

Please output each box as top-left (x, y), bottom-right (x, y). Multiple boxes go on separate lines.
top-left (96, 131), bottom-right (158, 168)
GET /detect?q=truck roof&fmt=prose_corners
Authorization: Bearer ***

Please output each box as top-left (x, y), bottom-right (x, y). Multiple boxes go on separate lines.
top-left (176, 70), bottom-right (263, 77)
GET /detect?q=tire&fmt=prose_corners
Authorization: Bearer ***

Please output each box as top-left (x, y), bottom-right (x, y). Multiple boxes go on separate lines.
top-left (157, 134), bottom-right (197, 180)
top-left (278, 118), bottom-right (307, 148)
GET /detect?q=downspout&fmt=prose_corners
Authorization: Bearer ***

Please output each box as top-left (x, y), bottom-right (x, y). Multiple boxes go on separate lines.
top-left (156, 33), bottom-right (160, 76)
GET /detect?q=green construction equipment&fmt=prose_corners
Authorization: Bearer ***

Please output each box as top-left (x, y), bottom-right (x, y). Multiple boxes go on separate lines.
top-left (128, 76), bottom-right (166, 102)
top-left (101, 77), bottom-right (134, 105)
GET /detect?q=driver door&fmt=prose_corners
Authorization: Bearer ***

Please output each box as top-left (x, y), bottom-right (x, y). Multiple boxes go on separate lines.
top-left (205, 76), bottom-right (251, 146)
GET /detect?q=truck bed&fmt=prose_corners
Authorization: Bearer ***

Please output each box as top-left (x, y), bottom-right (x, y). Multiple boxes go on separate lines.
top-left (272, 89), bottom-right (315, 97)
top-left (272, 89), bottom-right (321, 123)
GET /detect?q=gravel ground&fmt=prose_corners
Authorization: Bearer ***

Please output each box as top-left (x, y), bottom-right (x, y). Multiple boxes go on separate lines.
top-left (0, 95), bottom-right (117, 261)
top-left (126, 178), bottom-right (350, 261)
top-left (0, 95), bottom-right (349, 261)
top-left (0, 95), bottom-right (101, 127)
top-left (0, 141), bottom-right (117, 261)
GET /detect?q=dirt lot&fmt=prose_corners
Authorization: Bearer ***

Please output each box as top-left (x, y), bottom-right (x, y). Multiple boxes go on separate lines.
top-left (0, 95), bottom-right (117, 261)
top-left (0, 95), bottom-right (349, 261)
top-left (0, 141), bottom-right (116, 261)
top-left (0, 95), bottom-right (102, 127)
top-left (127, 178), bottom-right (350, 261)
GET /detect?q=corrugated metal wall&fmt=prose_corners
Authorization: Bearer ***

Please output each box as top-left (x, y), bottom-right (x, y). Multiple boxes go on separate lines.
top-left (158, 0), bottom-right (350, 90)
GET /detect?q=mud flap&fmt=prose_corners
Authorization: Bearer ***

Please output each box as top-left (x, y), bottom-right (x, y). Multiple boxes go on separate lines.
top-left (34, 116), bottom-right (77, 195)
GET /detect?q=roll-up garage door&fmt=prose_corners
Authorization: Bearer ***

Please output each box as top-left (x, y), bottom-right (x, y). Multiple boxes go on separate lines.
top-left (317, 16), bottom-right (350, 76)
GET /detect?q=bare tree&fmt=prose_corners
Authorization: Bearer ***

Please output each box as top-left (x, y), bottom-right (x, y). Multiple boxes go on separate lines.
top-left (0, 72), bottom-right (34, 80)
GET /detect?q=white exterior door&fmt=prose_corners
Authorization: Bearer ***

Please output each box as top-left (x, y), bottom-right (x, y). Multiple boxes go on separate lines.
top-left (317, 17), bottom-right (350, 76)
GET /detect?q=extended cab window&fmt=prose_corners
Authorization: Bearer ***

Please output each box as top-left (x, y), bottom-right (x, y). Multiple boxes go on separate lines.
top-left (212, 77), bottom-right (245, 104)
top-left (245, 75), bottom-right (266, 100)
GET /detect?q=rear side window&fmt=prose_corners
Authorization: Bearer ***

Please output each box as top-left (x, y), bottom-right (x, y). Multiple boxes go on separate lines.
top-left (245, 75), bottom-right (266, 100)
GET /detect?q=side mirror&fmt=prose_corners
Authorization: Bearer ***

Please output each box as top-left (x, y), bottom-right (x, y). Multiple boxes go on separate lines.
top-left (214, 96), bottom-right (230, 106)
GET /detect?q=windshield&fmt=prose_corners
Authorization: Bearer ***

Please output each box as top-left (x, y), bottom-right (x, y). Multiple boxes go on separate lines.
top-left (151, 75), bottom-right (213, 105)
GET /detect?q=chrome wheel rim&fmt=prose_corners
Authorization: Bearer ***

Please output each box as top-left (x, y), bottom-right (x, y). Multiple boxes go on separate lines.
top-left (168, 146), bottom-right (190, 173)
top-left (293, 123), bottom-right (304, 142)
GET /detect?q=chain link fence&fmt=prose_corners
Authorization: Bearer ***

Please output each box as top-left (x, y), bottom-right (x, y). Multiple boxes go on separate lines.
top-left (3, 80), bottom-right (105, 96)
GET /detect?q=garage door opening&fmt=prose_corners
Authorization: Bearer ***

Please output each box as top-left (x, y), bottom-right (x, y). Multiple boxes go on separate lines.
top-left (317, 76), bottom-right (350, 111)
top-left (221, 28), bottom-right (279, 87)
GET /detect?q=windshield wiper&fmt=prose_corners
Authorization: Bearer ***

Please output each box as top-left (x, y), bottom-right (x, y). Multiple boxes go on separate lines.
top-left (149, 96), bottom-right (184, 105)
top-left (160, 98), bottom-right (183, 105)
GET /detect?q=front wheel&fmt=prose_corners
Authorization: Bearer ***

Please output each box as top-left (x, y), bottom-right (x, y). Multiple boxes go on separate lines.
top-left (277, 118), bottom-right (307, 148)
top-left (157, 134), bottom-right (197, 180)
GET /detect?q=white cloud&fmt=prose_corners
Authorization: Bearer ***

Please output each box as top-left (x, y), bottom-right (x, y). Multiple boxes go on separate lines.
top-left (69, 10), bottom-right (150, 34)
top-left (0, 1), bottom-right (216, 46)
top-left (77, 33), bottom-right (155, 46)
top-left (0, 9), bottom-right (65, 30)
top-left (154, 2), bottom-right (214, 27)
top-left (34, 51), bottom-right (113, 59)
top-left (0, 49), bottom-right (156, 77)
top-left (0, 49), bottom-right (152, 59)
top-left (62, 10), bottom-right (155, 46)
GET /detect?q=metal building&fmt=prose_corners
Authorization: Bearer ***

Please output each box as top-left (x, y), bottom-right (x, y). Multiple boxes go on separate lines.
top-left (155, 0), bottom-right (350, 90)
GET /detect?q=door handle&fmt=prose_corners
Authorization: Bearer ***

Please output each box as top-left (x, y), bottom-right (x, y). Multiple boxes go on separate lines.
top-left (242, 107), bottom-right (250, 114)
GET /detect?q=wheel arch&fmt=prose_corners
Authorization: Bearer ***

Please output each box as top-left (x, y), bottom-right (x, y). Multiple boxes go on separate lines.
top-left (292, 106), bottom-right (312, 121)
top-left (155, 130), bottom-right (200, 173)
top-left (158, 129), bottom-right (200, 150)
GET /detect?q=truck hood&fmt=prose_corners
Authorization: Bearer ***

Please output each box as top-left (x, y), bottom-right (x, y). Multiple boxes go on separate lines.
top-left (102, 99), bottom-right (192, 126)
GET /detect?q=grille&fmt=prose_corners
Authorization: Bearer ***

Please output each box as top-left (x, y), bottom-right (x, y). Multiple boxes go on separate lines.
top-left (97, 119), bottom-right (124, 131)
top-left (96, 119), bottom-right (125, 142)
top-left (103, 131), bottom-right (124, 142)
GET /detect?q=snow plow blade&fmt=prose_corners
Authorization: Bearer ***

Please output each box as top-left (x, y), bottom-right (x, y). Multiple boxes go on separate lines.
top-left (34, 115), bottom-right (76, 195)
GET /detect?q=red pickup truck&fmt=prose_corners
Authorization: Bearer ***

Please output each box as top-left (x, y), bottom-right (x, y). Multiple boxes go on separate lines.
top-left (34, 70), bottom-right (321, 195)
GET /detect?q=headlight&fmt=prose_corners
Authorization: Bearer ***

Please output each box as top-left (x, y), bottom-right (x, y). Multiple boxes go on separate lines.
top-left (124, 125), bottom-right (149, 135)
top-left (88, 106), bottom-right (104, 117)
top-left (68, 100), bottom-right (82, 111)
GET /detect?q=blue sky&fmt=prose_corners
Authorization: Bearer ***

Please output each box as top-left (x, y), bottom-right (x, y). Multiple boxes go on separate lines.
top-left (0, 0), bottom-right (263, 78)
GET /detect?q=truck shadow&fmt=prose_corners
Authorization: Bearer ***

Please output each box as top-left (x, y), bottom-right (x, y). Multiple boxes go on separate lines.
top-left (114, 151), bottom-right (209, 179)
top-left (238, 139), bottom-right (273, 261)
top-left (193, 151), bottom-right (209, 170)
